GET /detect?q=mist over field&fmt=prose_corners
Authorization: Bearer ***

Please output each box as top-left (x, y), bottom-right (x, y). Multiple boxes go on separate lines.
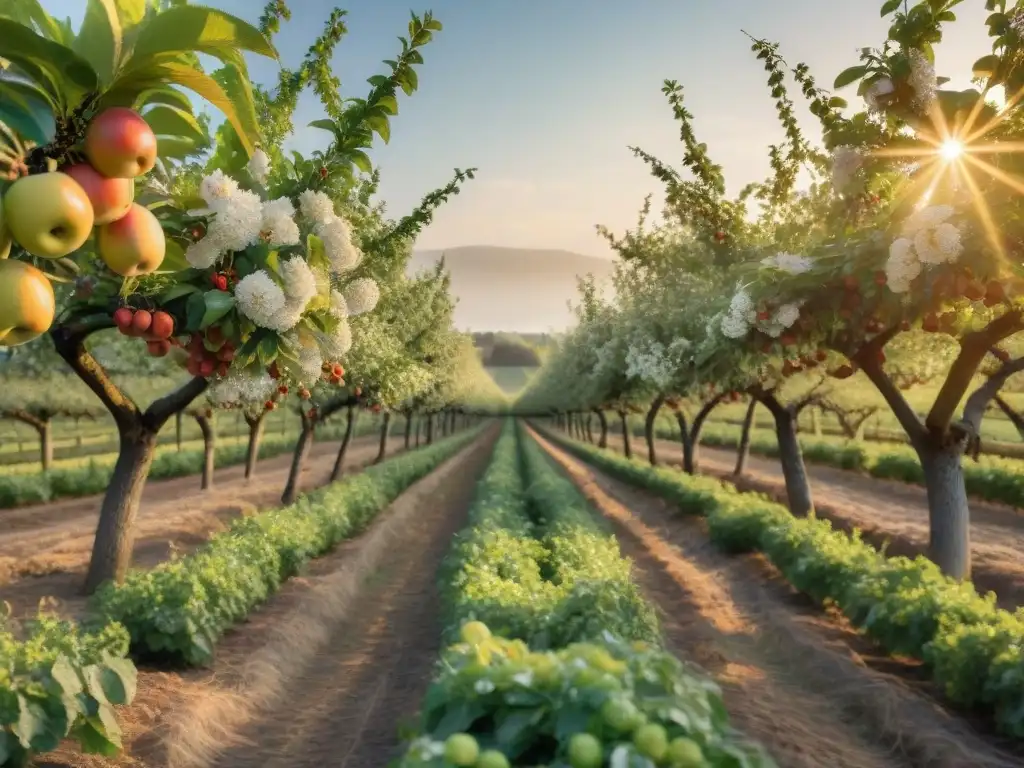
top-left (407, 246), bottom-right (616, 333)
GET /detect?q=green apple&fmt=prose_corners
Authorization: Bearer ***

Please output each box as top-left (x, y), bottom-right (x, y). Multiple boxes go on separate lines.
top-left (96, 203), bottom-right (166, 276)
top-left (0, 202), bottom-right (11, 259)
top-left (0, 259), bottom-right (56, 346)
top-left (3, 172), bottom-right (95, 258)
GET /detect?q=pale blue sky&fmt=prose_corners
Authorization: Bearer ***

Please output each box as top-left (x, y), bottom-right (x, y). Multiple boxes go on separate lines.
top-left (50, 1), bottom-right (991, 258)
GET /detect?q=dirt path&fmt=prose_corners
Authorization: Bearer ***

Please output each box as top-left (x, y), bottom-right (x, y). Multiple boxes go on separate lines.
top-left (38, 426), bottom-right (498, 768)
top-left (530, 428), bottom-right (1022, 768)
top-left (0, 435), bottom-right (397, 620)
top-left (620, 437), bottom-right (1024, 609)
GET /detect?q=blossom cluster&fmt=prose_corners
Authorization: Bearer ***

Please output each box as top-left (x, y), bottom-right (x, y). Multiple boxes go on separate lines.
top-left (885, 205), bottom-right (963, 293)
top-left (720, 286), bottom-right (802, 340)
top-left (762, 251), bottom-right (813, 275)
top-left (624, 336), bottom-right (690, 389)
top-left (209, 368), bottom-right (278, 408)
top-left (829, 146), bottom-right (863, 193)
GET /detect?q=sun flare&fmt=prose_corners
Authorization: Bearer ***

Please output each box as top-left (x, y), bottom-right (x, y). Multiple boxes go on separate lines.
top-left (939, 139), bottom-right (963, 161)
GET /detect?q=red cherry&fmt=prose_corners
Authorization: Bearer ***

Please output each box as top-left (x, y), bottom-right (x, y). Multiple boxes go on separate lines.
top-left (198, 358), bottom-right (215, 377)
top-left (217, 345), bottom-right (235, 362)
top-left (131, 309), bottom-right (153, 334)
top-left (217, 361), bottom-right (230, 377)
top-left (874, 271), bottom-right (887, 286)
top-left (147, 340), bottom-right (170, 357)
top-left (299, 388), bottom-right (311, 399)
top-left (215, 274), bottom-right (228, 291)
top-left (815, 349), bottom-right (827, 362)
top-left (113, 307), bottom-right (134, 334)
top-left (319, 167), bottom-right (328, 179)
top-left (265, 400), bottom-right (276, 411)
top-left (278, 385), bottom-right (289, 395)
top-left (268, 362), bottom-right (280, 379)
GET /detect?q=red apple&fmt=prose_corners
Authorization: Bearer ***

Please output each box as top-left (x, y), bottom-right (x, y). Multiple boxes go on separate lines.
top-left (84, 108), bottom-right (158, 179)
top-left (113, 307), bottom-right (134, 333)
top-left (149, 310), bottom-right (174, 339)
top-left (131, 309), bottom-right (152, 334)
top-left (63, 163), bottom-right (133, 224)
top-left (96, 203), bottom-right (166, 276)
top-left (147, 339), bottom-right (170, 357)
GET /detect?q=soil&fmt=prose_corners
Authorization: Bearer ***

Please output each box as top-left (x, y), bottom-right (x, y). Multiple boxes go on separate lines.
top-left (605, 433), bottom-right (1024, 610)
top-left (530, 427), bottom-right (1023, 768)
top-left (0, 434), bottom-right (396, 621)
top-left (37, 425), bottom-right (498, 768)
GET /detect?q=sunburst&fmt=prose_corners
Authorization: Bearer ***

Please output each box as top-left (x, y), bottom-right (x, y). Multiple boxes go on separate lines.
top-left (867, 83), bottom-right (1024, 264)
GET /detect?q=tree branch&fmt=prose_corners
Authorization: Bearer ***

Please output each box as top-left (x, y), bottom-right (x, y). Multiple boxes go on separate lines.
top-left (858, 355), bottom-right (927, 444)
top-left (50, 320), bottom-right (140, 432)
top-left (927, 311), bottom-right (1024, 433)
top-left (1, 408), bottom-right (47, 431)
top-left (994, 395), bottom-right (1024, 441)
top-left (144, 377), bottom-right (209, 431)
top-left (962, 354), bottom-right (1024, 435)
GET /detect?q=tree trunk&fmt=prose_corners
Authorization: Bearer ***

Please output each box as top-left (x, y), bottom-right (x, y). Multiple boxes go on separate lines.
top-left (38, 420), bottom-right (52, 471)
top-left (594, 409), bottom-right (608, 448)
top-left (175, 410), bottom-right (183, 451)
top-left (374, 412), bottom-right (391, 464)
top-left (585, 414), bottom-right (594, 444)
top-left (404, 411), bottom-right (414, 448)
top-left (330, 404), bottom-right (357, 482)
top-left (194, 413), bottom-right (215, 491)
top-left (426, 413), bottom-right (434, 445)
top-left (450, 409), bottom-right (457, 434)
top-left (618, 411), bottom-right (632, 459)
top-left (84, 430), bottom-right (158, 593)
top-left (735, 398), bottom-right (756, 476)
top-left (644, 396), bottom-right (664, 466)
top-left (282, 414), bottom-right (315, 505)
top-left (675, 412), bottom-right (696, 474)
top-left (811, 407), bottom-right (821, 437)
top-left (919, 442), bottom-right (971, 579)
top-left (415, 415), bottom-right (422, 446)
top-left (772, 407), bottom-right (814, 517)
top-left (243, 412), bottom-right (265, 480)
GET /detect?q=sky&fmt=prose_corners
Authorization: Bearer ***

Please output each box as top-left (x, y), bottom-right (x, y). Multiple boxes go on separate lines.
top-left (51, 0), bottom-right (993, 259)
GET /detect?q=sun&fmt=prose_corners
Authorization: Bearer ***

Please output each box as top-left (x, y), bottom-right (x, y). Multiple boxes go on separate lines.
top-left (939, 139), bottom-right (964, 161)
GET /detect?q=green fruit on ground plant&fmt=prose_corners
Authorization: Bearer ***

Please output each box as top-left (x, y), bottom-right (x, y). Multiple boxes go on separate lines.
top-left (600, 696), bottom-right (641, 733)
top-left (475, 749), bottom-right (510, 768)
top-left (633, 723), bottom-right (668, 762)
top-left (666, 737), bottom-right (706, 767)
top-left (3, 172), bottom-right (94, 258)
top-left (460, 621), bottom-right (492, 645)
top-left (567, 733), bottom-right (603, 768)
top-left (444, 733), bottom-right (480, 766)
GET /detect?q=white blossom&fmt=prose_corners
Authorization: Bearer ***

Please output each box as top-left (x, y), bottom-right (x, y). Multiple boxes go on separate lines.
top-left (865, 77), bottom-right (895, 111)
top-left (260, 198), bottom-right (300, 247)
top-left (316, 216), bottom-right (362, 272)
top-left (907, 49), bottom-right (937, 113)
top-left (298, 189), bottom-right (336, 224)
top-left (185, 239), bottom-right (220, 269)
top-left (773, 303), bottom-right (801, 329)
top-left (329, 289), bottom-right (349, 318)
top-left (235, 270), bottom-right (287, 329)
top-left (763, 252), bottom-right (813, 274)
top-left (280, 256), bottom-right (318, 309)
top-left (344, 278), bottom-right (380, 316)
top-left (830, 145), bottom-right (863, 192)
top-left (885, 236), bottom-right (922, 294)
top-left (902, 205), bottom-right (954, 237)
top-left (210, 370), bottom-right (277, 406)
top-left (246, 149), bottom-right (271, 185)
top-left (319, 319), bottom-right (353, 357)
top-left (914, 221), bottom-right (962, 264)
top-left (199, 170), bottom-right (239, 204)
top-left (206, 189), bottom-right (264, 253)
top-left (720, 313), bottom-right (749, 339)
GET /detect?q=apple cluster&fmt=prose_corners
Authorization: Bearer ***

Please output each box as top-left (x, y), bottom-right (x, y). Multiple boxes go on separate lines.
top-left (0, 107), bottom-right (166, 347)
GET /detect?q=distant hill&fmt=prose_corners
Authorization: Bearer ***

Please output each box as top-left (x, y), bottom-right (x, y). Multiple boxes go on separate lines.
top-left (406, 246), bottom-right (616, 332)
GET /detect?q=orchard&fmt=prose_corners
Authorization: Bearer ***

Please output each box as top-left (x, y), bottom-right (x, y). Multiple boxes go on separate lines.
top-left (6, 2), bottom-right (1024, 768)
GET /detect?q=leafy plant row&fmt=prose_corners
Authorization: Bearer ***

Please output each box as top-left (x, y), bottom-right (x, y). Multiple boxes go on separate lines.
top-left (397, 420), bottom-right (775, 767)
top-left (0, 614), bottom-right (137, 767)
top-left (652, 421), bottom-right (1024, 509)
top-left (0, 420), bottom-right (360, 508)
top-left (89, 428), bottom-right (482, 667)
top-left (549, 428), bottom-right (1024, 739)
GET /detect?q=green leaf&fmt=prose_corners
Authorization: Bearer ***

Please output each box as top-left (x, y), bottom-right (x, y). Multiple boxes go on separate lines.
top-left (833, 65), bottom-right (868, 90)
top-left (827, 96), bottom-right (848, 109)
top-left (0, 82), bottom-right (56, 145)
top-left (309, 118), bottom-right (337, 135)
top-left (0, 0), bottom-right (64, 42)
top-left (72, 0), bottom-right (122, 85)
top-left (376, 94), bottom-right (399, 115)
top-left (349, 149), bottom-right (372, 174)
top-left (128, 6), bottom-right (277, 68)
top-left (185, 290), bottom-right (206, 331)
top-left (136, 85), bottom-right (193, 112)
top-left (972, 54), bottom-right (1000, 78)
top-left (0, 19), bottom-right (99, 102)
top-left (256, 334), bottom-right (279, 365)
top-left (367, 74), bottom-right (390, 88)
top-left (366, 113), bottom-right (390, 144)
top-left (200, 289), bottom-right (235, 329)
top-left (306, 234), bottom-right (329, 272)
top-left (160, 282), bottom-right (198, 302)
top-left (880, 0), bottom-right (902, 15)
top-left (143, 104), bottom-right (206, 142)
top-left (49, 656), bottom-right (84, 697)
top-left (97, 657), bottom-right (137, 706)
top-left (105, 58), bottom-right (260, 155)
top-left (110, 0), bottom-right (145, 29)
top-left (158, 240), bottom-right (190, 273)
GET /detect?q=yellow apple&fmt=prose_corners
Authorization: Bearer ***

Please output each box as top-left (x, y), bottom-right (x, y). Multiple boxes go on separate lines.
top-left (96, 203), bottom-right (166, 276)
top-left (2, 172), bottom-right (95, 258)
top-left (63, 163), bottom-right (134, 225)
top-left (84, 108), bottom-right (158, 179)
top-left (0, 259), bottom-right (56, 346)
top-left (0, 203), bottom-right (11, 259)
